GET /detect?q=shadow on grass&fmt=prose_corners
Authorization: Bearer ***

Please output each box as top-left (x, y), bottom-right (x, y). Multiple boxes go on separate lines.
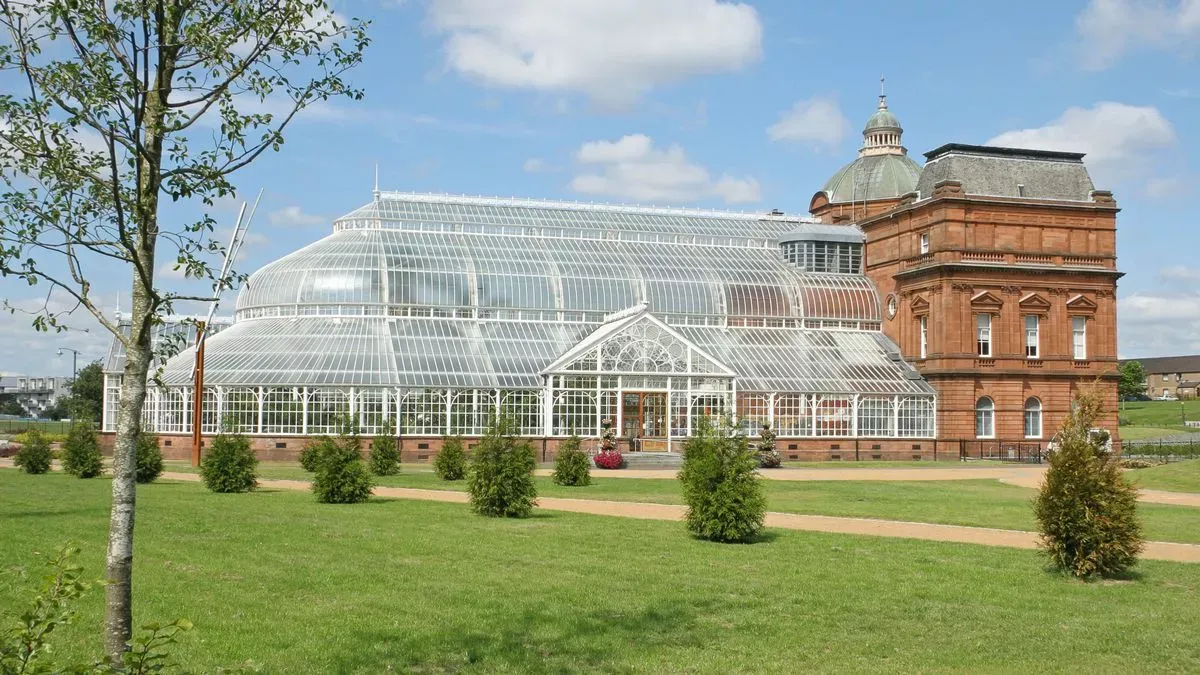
top-left (332, 600), bottom-right (718, 673)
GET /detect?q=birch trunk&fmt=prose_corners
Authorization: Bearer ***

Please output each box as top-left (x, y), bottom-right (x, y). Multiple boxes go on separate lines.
top-left (103, 280), bottom-right (152, 659)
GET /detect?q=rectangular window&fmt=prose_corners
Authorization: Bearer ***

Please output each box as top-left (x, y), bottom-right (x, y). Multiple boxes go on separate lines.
top-left (919, 316), bottom-right (928, 359)
top-left (1072, 316), bottom-right (1087, 360)
top-left (919, 232), bottom-right (930, 255)
top-left (976, 314), bottom-right (992, 358)
top-left (1024, 315), bottom-right (1039, 358)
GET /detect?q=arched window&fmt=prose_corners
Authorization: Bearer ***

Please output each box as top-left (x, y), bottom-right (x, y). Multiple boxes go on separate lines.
top-left (1024, 398), bottom-right (1042, 439)
top-left (975, 397), bottom-right (995, 439)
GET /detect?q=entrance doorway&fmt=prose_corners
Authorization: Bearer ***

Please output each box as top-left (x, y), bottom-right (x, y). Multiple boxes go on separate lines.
top-left (622, 392), bottom-right (667, 451)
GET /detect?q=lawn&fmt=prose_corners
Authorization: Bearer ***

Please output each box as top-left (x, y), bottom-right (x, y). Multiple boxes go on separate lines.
top-left (1120, 399), bottom-right (1200, 430)
top-left (1130, 460), bottom-right (1200, 493)
top-left (2, 472), bottom-right (1199, 673)
top-left (1118, 425), bottom-right (1200, 441)
top-left (159, 461), bottom-right (1200, 544)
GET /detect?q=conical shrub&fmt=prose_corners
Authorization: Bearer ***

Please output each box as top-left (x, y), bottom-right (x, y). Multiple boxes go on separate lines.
top-left (62, 420), bottom-right (104, 478)
top-left (467, 418), bottom-right (536, 517)
top-left (1034, 391), bottom-right (1143, 578)
top-left (368, 419), bottom-right (401, 476)
top-left (552, 435), bottom-right (591, 486)
top-left (678, 418), bottom-right (765, 543)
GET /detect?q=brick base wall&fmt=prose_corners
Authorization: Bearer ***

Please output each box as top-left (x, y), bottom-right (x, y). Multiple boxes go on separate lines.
top-left (99, 433), bottom-right (957, 463)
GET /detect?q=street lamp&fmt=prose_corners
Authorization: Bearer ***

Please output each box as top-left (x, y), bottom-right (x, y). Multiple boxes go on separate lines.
top-left (57, 347), bottom-right (80, 420)
top-left (1182, 400), bottom-right (1187, 426)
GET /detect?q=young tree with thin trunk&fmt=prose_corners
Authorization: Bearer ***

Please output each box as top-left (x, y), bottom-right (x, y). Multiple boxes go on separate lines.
top-left (0, 0), bottom-right (369, 661)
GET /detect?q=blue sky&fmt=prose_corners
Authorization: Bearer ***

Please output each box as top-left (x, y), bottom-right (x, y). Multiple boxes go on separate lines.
top-left (2, 0), bottom-right (1198, 375)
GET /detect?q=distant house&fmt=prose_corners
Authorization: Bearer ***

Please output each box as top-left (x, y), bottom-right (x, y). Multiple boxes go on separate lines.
top-left (1124, 355), bottom-right (1200, 400)
top-left (0, 373), bottom-right (72, 416)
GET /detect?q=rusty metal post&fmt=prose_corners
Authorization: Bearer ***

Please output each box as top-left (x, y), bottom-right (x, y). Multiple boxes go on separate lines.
top-left (190, 322), bottom-right (206, 467)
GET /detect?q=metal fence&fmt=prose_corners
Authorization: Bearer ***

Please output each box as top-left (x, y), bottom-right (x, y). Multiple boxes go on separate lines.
top-left (0, 419), bottom-right (73, 435)
top-left (957, 440), bottom-right (1046, 463)
top-left (1119, 437), bottom-right (1200, 462)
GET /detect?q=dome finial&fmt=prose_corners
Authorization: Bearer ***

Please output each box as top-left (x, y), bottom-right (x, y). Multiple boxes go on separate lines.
top-left (878, 75), bottom-right (887, 109)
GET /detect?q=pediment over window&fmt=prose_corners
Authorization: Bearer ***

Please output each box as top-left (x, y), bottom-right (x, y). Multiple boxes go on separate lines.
top-left (1018, 293), bottom-right (1051, 312)
top-left (910, 295), bottom-right (930, 314)
top-left (1066, 294), bottom-right (1097, 314)
top-left (969, 290), bottom-right (1004, 310)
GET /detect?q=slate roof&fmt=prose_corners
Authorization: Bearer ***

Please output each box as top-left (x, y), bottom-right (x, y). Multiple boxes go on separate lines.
top-left (1123, 354), bottom-right (1200, 375)
top-left (917, 144), bottom-right (1097, 201)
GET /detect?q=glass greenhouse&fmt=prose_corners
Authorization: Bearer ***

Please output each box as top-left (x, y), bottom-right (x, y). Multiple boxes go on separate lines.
top-left (103, 193), bottom-right (936, 444)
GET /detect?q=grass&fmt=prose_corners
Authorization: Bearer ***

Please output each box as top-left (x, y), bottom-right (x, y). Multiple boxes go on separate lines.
top-left (1130, 460), bottom-right (1200, 493)
top-left (2, 471), bottom-right (1200, 673)
top-left (1118, 425), bottom-right (1200, 441)
top-left (160, 461), bottom-right (1200, 544)
top-left (1120, 399), bottom-right (1200, 430)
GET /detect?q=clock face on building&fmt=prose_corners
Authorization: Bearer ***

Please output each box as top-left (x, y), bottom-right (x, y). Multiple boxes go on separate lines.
top-left (886, 295), bottom-right (898, 320)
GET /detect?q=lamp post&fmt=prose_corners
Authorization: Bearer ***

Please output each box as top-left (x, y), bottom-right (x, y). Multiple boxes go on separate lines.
top-left (1182, 400), bottom-right (1187, 426)
top-left (57, 347), bottom-right (80, 419)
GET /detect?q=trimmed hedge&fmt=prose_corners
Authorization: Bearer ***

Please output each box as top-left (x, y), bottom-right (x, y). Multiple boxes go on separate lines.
top-left (62, 421), bottom-right (103, 478)
top-left (467, 418), bottom-right (537, 517)
top-left (678, 419), bottom-right (765, 543)
top-left (552, 435), bottom-right (591, 486)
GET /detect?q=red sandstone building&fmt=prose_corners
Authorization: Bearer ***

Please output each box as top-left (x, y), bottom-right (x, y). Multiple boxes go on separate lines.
top-left (810, 94), bottom-right (1121, 447)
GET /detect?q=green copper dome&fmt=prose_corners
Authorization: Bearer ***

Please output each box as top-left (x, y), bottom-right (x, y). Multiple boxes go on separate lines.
top-left (820, 154), bottom-right (922, 204)
top-left (816, 92), bottom-right (920, 205)
top-left (864, 106), bottom-right (901, 132)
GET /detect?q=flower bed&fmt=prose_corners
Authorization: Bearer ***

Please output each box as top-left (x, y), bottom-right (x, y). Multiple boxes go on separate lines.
top-left (593, 451), bottom-right (625, 470)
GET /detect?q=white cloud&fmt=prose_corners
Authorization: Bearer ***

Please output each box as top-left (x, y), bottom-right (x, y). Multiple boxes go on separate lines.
top-left (1144, 176), bottom-right (1188, 199)
top-left (0, 293), bottom-right (117, 375)
top-left (1160, 265), bottom-right (1200, 283)
top-left (523, 158), bottom-right (547, 173)
top-left (767, 95), bottom-right (851, 150)
top-left (1118, 291), bottom-right (1200, 355)
top-left (1075, 0), bottom-right (1200, 69)
top-left (427, 0), bottom-right (763, 107)
top-left (267, 206), bottom-right (325, 228)
top-left (985, 102), bottom-right (1176, 186)
top-left (570, 134), bottom-right (760, 204)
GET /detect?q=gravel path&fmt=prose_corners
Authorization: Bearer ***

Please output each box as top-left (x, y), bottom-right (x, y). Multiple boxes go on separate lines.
top-left (150, 471), bottom-right (1200, 563)
top-left (539, 466), bottom-right (1052, 482)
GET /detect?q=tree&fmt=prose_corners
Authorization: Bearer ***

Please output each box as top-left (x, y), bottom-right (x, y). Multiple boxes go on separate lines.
top-left (1118, 361), bottom-right (1146, 407)
top-left (0, 393), bottom-right (25, 416)
top-left (69, 360), bottom-right (105, 421)
top-left (467, 418), bottom-right (537, 518)
top-left (434, 436), bottom-right (467, 481)
top-left (368, 418), bottom-right (400, 476)
top-left (199, 427), bottom-right (257, 493)
top-left (13, 428), bottom-right (52, 474)
top-left (62, 419), bottom-right (104, 478)
top-left (312, 416), bottom-right (373, 504)
top-left (1034, 390), bottom-right (1143, 578)
top-left (0, 1), bottom-right (368, 660)
top-left (552, 435), bottom-right (591, 486)
top-left (678, 418), bottom-right (766, 543)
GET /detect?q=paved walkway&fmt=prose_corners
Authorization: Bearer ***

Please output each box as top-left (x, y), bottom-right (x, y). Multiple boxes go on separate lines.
top-left (151, 471), bottom-right (1200, 563)
top-left (996, 474), bottom-right (1200, 507)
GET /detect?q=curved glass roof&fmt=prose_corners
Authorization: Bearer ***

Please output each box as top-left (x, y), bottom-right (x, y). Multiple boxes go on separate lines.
top-left (236, 195), bottom-right (881, 324)
top-left (149, 193), bottom-right (932, 396)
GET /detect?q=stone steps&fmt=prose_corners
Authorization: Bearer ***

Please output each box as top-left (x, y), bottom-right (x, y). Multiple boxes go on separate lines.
top-left (616, 452), bottom-right (683, 470)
